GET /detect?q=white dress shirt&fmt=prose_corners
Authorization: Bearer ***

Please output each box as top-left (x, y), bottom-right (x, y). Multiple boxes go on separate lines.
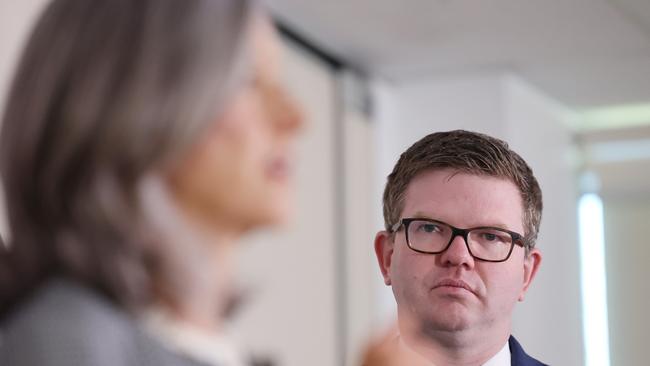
top-left (139, 308), bottom-right (247, 366)
top-left (483, 341), bottom-right (511, 366)
top-left (397, 336), bottom-right (511, 365)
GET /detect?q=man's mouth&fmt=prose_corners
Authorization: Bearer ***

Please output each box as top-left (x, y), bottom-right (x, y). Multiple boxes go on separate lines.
top-left (432, 279), bottom-right (476, 296)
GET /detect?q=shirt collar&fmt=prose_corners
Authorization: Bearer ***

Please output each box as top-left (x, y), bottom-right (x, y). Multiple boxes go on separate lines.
top-left (138, 308), bottom-right (247, 366)
top-left (483, 340), bottom-right (511, 366)
top-left (397, 335), bottom-right (511, 366)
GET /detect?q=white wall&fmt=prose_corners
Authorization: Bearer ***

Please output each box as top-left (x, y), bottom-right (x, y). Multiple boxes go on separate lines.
top-left (504, 77), bottom-right (583, 366)
top-left (231, 39), bottom-right (340, 366)
top-left (370, 80), bottom-right (400, 325)
top-left (377, 74), bottom-right (507, 172)
top-left (372, 73), bottom-right (583, 365)
top-left (0, 0), bottom-right (47, 116)
top-left (338, 72), bottom-right (383, 366)
top-left (601, 192), bottom-right (650, 366)
top-left (0, 0), bottom-right (49, 241)
top-left (584, 148), bottom-right (650, 366)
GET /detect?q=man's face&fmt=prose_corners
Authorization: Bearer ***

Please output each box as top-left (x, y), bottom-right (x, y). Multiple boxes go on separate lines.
top-left (375, 168), bottom-right (541, 337)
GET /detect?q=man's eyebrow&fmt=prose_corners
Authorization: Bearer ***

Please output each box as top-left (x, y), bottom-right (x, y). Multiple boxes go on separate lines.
top-left (410, 213), bottom-right (518, 231)
top-left (470, 222), bottom-right (517, 231)
top-left (411, 211), bottom-right (437, 220)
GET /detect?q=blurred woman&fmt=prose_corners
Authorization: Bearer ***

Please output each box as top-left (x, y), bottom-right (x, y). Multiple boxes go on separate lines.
top-left (0, 0), bottom-right (302, 365)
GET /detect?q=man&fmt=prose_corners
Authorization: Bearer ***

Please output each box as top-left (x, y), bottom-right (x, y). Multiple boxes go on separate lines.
top-left (373, 130), bottom-right (545, 365)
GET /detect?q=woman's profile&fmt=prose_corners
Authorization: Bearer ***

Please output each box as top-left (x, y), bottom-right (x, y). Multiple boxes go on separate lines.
top-left (0, 0), bottom-right (302, 365)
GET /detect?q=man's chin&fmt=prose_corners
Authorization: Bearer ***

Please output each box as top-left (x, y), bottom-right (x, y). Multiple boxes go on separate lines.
top-left (420, 309), bottom-right (474, 335)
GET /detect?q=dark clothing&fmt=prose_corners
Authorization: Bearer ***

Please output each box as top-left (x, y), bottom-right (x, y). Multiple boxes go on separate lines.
top-left (509, 336), bottom-right (548, 366)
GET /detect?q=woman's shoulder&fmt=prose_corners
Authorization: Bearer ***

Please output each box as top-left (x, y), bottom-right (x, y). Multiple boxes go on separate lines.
top-left (0, 278), bottom-right (205, 366)
top-left (6, 278), bottom-right (127, 325)
top-left (2, 278), bottom-right (132, 337)
top-left (0, 278), bottom-right (137, 364)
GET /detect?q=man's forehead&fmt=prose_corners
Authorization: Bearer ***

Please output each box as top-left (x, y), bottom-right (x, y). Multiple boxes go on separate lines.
top-left (404, 168), bottom-right (520, 196)
top-left (401, 169), bottom-right (525, 231)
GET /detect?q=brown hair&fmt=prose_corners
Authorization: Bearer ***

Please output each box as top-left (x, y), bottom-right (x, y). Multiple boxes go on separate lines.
top-left (383, 130), bottom-right (543, 251)
top-left (0, 0), bottom-right (257, 316)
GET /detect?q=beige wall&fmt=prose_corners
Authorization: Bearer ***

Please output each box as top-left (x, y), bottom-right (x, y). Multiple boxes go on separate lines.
top-left (602, 193), bottom-right (650, 366)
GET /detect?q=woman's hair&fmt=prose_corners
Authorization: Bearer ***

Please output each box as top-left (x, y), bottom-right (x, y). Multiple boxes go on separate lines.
top-left (0, 0), bottom-right (257, 316)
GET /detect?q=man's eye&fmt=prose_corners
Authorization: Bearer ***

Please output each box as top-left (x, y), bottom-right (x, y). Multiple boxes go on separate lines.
top-left (478, 231), bottom-right (508, 243)
top-left (417, 224), bottom-right (438, 233)
top-left (483, 233), bottom-right (497, 241)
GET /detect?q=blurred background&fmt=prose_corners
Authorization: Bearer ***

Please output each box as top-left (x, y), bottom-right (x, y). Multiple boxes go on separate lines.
top-left (1, 1), bottom-right (648, 365)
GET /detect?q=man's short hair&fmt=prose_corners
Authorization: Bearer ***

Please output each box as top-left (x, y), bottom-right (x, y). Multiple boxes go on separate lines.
top-left (383, 130), bottom-right (543, 251)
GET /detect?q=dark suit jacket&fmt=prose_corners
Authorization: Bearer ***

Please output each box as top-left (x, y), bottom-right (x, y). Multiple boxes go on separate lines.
top-left (510, 335), bottom-right (547, 366)
top-left (0, 279), bottom-right (208, 366)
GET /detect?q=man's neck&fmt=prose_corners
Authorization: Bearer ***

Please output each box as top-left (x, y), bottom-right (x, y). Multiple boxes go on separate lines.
top-left (400, 323), bottom-right (511, 365)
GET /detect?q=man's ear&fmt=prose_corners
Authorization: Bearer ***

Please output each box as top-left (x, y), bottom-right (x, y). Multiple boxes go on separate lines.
top-left (518, 248), bottom-right (542, 301)
top-left (374, 230), bottom-right (395, 286)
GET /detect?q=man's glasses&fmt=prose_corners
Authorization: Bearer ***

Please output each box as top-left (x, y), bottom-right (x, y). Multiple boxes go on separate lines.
top-left (390, 218), bottom-right (526, 263)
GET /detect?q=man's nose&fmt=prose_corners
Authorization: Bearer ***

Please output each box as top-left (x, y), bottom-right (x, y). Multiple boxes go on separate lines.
top-left (438, 234), bottom-right (475, 269)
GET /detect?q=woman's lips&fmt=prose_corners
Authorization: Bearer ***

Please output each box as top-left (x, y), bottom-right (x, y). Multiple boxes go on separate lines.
top-left (265, 156), bottom-right (291, 181)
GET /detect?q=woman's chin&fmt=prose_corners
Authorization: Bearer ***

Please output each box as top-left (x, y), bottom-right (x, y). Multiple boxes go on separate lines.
top-left (260, 203), bottom-right (293, 228)
top-left (240, 199), bottom-right (294, 233)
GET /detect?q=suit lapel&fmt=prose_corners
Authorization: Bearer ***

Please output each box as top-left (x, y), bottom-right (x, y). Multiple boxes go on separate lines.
top-left (509, 336), bottom-right (547, 366)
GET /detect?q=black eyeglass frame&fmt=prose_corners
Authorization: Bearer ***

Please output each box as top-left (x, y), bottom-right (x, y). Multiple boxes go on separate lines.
top-left (390, 217), bottom-right (527, 263)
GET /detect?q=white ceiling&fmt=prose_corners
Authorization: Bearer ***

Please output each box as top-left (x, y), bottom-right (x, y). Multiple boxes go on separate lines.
top-left (268, 0), bottom-right (650, 110)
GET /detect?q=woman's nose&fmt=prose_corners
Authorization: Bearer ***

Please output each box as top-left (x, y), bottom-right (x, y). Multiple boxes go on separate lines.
top-left (273, 88), bottom-right (305, 133)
